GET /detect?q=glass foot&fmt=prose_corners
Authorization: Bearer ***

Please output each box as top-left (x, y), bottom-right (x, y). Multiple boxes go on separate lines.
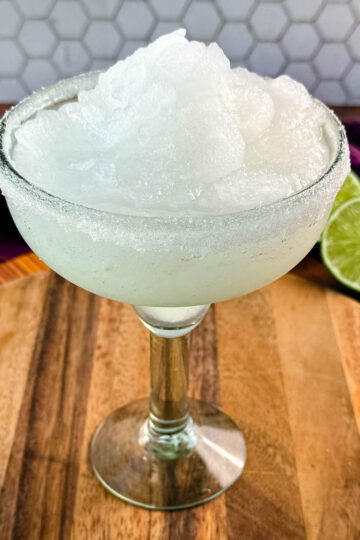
top-left (90, 397), bottom-right (246, 510)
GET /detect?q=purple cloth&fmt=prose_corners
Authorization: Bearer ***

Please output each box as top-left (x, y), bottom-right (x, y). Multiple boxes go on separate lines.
top-left (0, 198), bottom-right (30, 261)
top-left (0, 121), bottom-right (359, 262)
top-left (345, 122), bottom-right (360, 177)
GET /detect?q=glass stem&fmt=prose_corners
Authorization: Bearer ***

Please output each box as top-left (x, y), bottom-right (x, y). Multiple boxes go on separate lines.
top-left (149, 333), bottom-right (189, 435)
top-left (134, 304), bottom-right (209, 457)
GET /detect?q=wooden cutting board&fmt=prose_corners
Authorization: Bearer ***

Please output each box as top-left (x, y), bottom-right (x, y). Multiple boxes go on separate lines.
top-left (0, 270), bottom-right (359, 540)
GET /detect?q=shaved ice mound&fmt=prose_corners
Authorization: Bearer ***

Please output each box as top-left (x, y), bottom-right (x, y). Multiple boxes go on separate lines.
top-left (13, 29), bottom-right (332, 216)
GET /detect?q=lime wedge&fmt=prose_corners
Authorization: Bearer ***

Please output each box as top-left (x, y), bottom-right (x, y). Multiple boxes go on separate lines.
top-left (321, 197), bottom-right (360, 292)
top-left (331, 171), bottom-right (360, 216)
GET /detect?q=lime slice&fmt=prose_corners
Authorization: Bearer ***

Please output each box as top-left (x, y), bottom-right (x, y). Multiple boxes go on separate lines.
top-left (321, 197), bottom-right (360, 292)
top-left (331, 170), bottom-right (360, 216)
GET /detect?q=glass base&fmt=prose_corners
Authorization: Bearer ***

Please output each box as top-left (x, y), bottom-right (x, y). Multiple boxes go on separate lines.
top-left (90, 398), bottom-right (246, 510)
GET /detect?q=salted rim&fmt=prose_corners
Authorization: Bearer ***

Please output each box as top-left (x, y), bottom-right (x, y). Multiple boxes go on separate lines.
top-left (0, 70), bottom-right (348, 224)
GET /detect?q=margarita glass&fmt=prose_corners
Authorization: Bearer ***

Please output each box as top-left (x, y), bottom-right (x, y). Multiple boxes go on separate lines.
top-left (0, 72), bottom-right (349, 510)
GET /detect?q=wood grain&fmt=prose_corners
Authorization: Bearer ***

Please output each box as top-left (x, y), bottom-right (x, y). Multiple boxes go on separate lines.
top-left (0, 272), bottom-right (49, 488)
top-left (0, 253), bottom-right (48, 285)
top-left (0, 270), bottom-right (359, 539)
top-left (0, 273), bottom-right (100, 540)
top-left (270, 277), bottom-right (360, 539)
top-left (216, 290), bottom-right (306, 539)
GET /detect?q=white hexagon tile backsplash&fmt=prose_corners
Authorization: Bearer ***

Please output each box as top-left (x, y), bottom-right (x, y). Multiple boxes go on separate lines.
top-left (0, 0), bottom-right (359, 104)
